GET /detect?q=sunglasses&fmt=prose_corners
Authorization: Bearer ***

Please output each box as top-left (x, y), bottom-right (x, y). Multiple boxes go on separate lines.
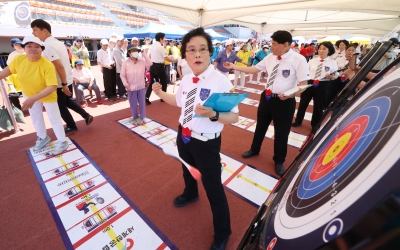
top-left (76, 40), bottom-right (82, 42)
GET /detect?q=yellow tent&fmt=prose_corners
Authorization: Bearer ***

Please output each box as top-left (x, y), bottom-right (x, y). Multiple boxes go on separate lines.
top-left (348, 37), bottom-right (371, 45)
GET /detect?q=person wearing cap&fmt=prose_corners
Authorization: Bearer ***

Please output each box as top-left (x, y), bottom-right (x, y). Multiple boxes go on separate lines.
top-left (31, 19), bottom-right (94, 134)
top-left (213, 40), bottom-right (242, 78)
top-left (152, 27), bottom-right (238, 250)
top-left (97, 38), bottom-right (117, 101)
top-left (248, 44), bottom-right (269, 84)
top-left (71, 37), bottom-right (90, 69)
top-left (71, 60), bottom-right (102, 107)
top-left (210, 41), bottom-right (220, 63)
top-left (372, 38), bottom-right (398, 72)
top-left (120, 45), bottom-right (152, 125)
top-left (122, 38), bottom-right (129, 52)
top-left (111, 33), bottom-right (118, 39)
top-left (65, 42), bottom-right (72, 63)
top-left (142, 37), bottom-right (151, 51)
top-left (6, 38), bottom-right (25, 110)
top-left (233, 43), bottom-right (252, 89)
top-left (223, 30), bottom-right (310, 177)
top-left (131, 37), bottom-right (139, 47)
top-left (0, 36), bottom-right (68, 155)
top-left (109, 37), bottom-right (117, 51)
top-left (145, 32), bottom-right (177, 105)
top-left (113, 35), bottom-right (128, 100)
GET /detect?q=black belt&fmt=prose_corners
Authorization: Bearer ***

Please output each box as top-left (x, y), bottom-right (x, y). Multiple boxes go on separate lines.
top-left (152, 63), bottom-right (164, 65)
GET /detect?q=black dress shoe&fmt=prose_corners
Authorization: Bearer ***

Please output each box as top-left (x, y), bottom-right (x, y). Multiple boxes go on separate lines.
top-left (275, 163), bottom-right (284, 176)
top-left (210, 236), bottom-right (229, 250)
top-left (242, 150), bottom-right (259, 158)
top-left (85, 115), bottom-right (93, 126)
top-left (160, 99), bottom-right (165, 102)
top-left (146, 99), bottom-right (151, 105)
top-left (173, 195), bottom-right (199, 207)
top-left (65, 127), bottom-right (78, 134)
top-left (292, 122), bottom-right (302, 127)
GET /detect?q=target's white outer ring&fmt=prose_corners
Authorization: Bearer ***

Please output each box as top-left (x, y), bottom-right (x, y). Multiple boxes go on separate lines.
top-left (274, 67), bottom-right (400, 240)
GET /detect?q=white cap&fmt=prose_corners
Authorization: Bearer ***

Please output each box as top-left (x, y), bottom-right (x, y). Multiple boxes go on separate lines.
top-left (131, 37), bottom-right (139, 41)
top-left (22, 36), bottom-right (44, 46)
top-left (225, 40), bottom-right (233, 46)
top-left (111, 32), bottom-right (118, 37)
top-left (116, 35), bottom-right (124, 41)
top-left (109, 38), bottom-right (117, 43)
top-left (100, 38), bottom-right (109, 45)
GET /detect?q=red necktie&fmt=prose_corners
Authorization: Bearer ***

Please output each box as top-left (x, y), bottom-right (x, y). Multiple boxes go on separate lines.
top-left (320, 59), bottom-right (324, 62)
top-left (192, 77), bottom-right (199, 83)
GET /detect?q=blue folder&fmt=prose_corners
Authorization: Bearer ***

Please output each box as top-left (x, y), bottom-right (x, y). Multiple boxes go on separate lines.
top-left (194, 93), bottom-right (249, 118)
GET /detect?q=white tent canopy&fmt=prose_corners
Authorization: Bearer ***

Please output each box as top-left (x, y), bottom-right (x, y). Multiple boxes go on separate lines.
top-left (111, 0), bottom-right (400, 37)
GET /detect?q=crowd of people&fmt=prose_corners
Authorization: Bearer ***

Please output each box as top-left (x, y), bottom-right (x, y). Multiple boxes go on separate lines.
top-left (1, 18), bottom-right (399, 250)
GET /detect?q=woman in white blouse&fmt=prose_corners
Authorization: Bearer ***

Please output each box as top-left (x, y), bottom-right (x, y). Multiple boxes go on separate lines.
top-left (293, 41), bottom-right (338, 131)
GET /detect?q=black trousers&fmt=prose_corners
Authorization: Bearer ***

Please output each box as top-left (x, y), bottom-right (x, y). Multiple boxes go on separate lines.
top-left (295, 80), bottom-right (329, 129)
top-left (146, 63), bottom-right (167, 99)
top-left (325, 78), bottom-right (347, 108)
top-left (9, 92), bottom-right (22, 110)
top-left (116, 73), bottom-right (126, 97)
top-left (176, 125), bottom-right (231, 240)
top-left (251, 91), bottom-right (296, 164)
top-left (102, 66), bottom-right (116, 98)
top-left (57, 85), bottom-right (89, 129)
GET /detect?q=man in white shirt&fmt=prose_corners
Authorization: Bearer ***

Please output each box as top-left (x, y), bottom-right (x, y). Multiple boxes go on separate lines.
top-left (114, 35), bottom-right (127, 100)
top-left (224, 30), bottom-right (310, 176)
top-left (145, 32), bottom-right (177, 104)
top-left (97, 38), bottom-right (117, 101)
top-left (372, 38), bottom-right (398, 72)
top-left (31, 19), bottom-right (94, 134)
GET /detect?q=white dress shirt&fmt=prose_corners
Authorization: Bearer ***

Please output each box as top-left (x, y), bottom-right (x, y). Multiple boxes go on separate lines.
top-left (97, 48), bottom-right (114, 67)
top-left (42, 36), bottom-right (73, 87)
top-left (331, 49), bottom-right (345, 60)
top-left (335, 56), bottom-right (360, 69)
top-left (150, 41), bottom-right (166, 63)
top-left (308, 57), bottom-right (338, 80)
top-left (176, 65), bottom-right (238, 133)
top-left (255, 49), bottom-right (310, 93)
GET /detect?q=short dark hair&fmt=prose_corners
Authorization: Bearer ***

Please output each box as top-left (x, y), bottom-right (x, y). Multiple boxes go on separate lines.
top-left (339, 39), bottom-right (349, 47)
top-left (180, 27), bottom-right (213, 59)
top-left (155, 32), bottom-right (165, 42)
top-left (346, 44), bottom-right (357, 51)
top-left (270, 30), bottom-right (292, 45)
top-left (318, 41), bottom-right (335, 56)
top-left (335, 40), bottom-right (341, 47)
top-left (31, 19), bottom-right (51, 34)
top-left (353, 42), bottom-right (359, 46)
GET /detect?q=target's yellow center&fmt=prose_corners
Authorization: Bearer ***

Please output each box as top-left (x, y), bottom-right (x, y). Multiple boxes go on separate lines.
top-left (322, 133), bottom-right (352, 165)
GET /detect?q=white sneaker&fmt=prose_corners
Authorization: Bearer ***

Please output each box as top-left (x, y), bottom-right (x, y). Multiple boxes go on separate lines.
top-left (33, 136), bottom-right (51, 151)
top-left (129, 118), bottom-right (138, 125)
top-left (136, 118), bottom-right (144, 125)
top-left (52, 141), bottom-right (69, 155)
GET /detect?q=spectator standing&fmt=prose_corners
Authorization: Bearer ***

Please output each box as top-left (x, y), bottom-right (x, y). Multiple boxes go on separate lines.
top-left (113, 35), bottom-right (128, 100)
top-left (177, 57), bottom-right (193, 80)
top-left (213, 40), bottom-right (242, 78)
top-left (120, 45), bottom-right (152, 125)
top-left (6, 38), bottom-right (25, 110)
top-left (71, 37), bottom-right (90, 68)
top-left (234, 43), bottom-right (252, 89)
top-left (210, 41), bottom-right (221, 63)
top-left (97, 38), bottom-right (117, 101)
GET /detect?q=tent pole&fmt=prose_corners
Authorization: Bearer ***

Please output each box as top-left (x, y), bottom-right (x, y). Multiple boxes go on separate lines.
top-left (197, 9), bottom-right (204, 27)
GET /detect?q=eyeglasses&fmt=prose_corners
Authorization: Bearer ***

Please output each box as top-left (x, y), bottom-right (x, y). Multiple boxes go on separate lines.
top-left (76, 40), bottom-right (82, 42)
top-left (77, 64), bottom-right (83, 66)
top-left (186, 47), bottom-right (208, 55)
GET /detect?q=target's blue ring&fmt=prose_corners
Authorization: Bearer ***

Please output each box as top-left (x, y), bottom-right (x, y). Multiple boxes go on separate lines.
top-left (297, 97), bottom-right (390, 199)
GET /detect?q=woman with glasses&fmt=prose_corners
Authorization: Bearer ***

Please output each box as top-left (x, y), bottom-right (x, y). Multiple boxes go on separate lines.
top-left (152, 28), bottom-right (239, 250)
top-left (71, 37), bottom-right (90, 68)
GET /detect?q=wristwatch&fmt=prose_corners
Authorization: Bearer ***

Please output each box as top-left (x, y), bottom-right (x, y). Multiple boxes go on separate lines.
top-left (61, 83), bottom-right (68, 86)
top-left (209, 111), bottom-right (219, 122)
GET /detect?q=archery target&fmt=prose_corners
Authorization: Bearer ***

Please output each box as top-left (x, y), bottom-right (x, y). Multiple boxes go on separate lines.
top-left (260, 61), bottom-right (400, 248)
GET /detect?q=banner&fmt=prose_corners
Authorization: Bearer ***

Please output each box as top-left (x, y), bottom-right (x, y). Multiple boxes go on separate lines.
top-left (28, 138), bottom-right (176, 250)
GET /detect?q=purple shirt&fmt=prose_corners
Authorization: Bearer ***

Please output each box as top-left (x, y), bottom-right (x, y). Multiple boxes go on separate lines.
top-left (120, 55), bottom-right (152, 91)
top-left (214, 49), bottom-right (242, 72)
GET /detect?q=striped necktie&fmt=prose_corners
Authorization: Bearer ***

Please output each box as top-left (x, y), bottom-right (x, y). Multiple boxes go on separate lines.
top-left (265, 55), bottom-right (281, 100)
top-left (181, 77), bottom-right (200, 144)
top-left (313, 59), bottom-right (324, 87)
